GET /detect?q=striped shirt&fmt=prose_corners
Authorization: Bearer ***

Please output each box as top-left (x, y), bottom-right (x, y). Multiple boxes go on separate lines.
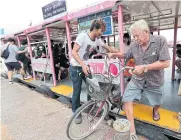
top-left (125, 35), bottom-right (170, 88)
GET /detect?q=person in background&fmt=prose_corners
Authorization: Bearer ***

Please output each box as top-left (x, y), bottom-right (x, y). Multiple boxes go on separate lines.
top-left (176, 44), bottom-right (181, 58)
top-left (123, 33), bottom-right (131, 53)
top-left (17, 39), bottom-right (32, 77)
top-left (35, 46), bottom-right (42, 59)
top-left (98, 36), bottom-right (107, 53)
top-left (41, 51), bottom-right (47, 58)
top-left (0, 38), bottom-right (8, 74)
top-left (25, 52), bottom-right (32, 75)
top-left (123, 33), bottom-right (135, 80)
top-left (0, 38), bottom-right (32, 84)
top-left (175, 44), bottom-right (181, 76)
top-left (58, 46), bottom-right (69, 80)
top-left (53, 44), bottom-right (62, 81)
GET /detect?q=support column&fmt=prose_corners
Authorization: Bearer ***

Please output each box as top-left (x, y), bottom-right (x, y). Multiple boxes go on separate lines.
top-left (65, 21), bottom-right (72, 59)
top-left (107, 36), bottom-right (110, 45)
top-left (45, 28), bottom-right (56, 86)
top-left (17, 36), bottom-right (21, 47)
top-left (27, 35), bottom-right (35, 79)
top-left (172, 17), bottom-right (178, 81)
top-left (118, 5), bottom-right (125, 95)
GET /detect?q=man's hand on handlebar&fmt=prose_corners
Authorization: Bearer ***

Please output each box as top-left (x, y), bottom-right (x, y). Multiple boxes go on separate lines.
top-left (107, 53), bottom-right (114, 59)
top-left (132, 65), bottom-right (145, 75)
top-left (82, 64), bottom-right (90, 76)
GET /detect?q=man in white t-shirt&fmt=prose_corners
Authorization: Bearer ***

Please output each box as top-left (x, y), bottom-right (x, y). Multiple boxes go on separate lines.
top-left (70, 19), bottom-right (114, 124)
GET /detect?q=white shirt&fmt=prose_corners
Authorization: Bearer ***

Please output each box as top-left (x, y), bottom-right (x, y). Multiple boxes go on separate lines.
top-left (70, 33), bottom-right (104, 66)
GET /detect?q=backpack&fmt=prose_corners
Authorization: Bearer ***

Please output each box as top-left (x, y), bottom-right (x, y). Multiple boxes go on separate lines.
top-left (1, 45), bottom-right (10, 59)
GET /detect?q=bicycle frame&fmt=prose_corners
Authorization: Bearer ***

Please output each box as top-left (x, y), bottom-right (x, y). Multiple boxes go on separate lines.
top-left (86, 53), bottom-right (134, 116)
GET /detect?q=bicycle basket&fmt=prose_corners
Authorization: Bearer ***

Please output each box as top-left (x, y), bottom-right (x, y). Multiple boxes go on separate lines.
top-left (86, 74), bottom-right (114, 101)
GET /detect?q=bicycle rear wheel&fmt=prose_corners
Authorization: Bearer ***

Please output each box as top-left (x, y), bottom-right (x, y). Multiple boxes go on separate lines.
top-left (66, 100), bottom-right (109, 140)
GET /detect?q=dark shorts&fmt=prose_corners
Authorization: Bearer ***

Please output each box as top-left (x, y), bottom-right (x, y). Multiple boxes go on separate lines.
top-left (5, 62), bottom-right (22, 71)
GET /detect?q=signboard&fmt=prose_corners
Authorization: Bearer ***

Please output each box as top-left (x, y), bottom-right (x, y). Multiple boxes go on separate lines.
top-left (78, 10), bottom-right (113, 36)
top-left (87, 59), bottom-right (121, 84)
top-left (31, 58), bottom-right (52, 74)
top-left (42, 0), bottom-right (67, 20)
top-left (0, 28), bottom-right (4, 35)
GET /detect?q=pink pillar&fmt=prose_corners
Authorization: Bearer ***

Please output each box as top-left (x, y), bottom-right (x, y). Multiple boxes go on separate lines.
top-left (108, 36), bottom-right (110, 45)
top-left (27, 35), bottom-right (36, 80)
top-left (45, 28), bottom-right (56, 86)
top-left (65, 21), bottom-right (72, 59)
top-left (172, 17), bottom-right (178, 80)
top-left (17, 36), bottom-right (21, 47)
top-left (118, 5), bottom-right (125, 95)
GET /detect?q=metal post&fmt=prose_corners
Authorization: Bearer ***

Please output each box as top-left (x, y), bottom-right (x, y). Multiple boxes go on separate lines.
top-left (108, 36), bottom-right (110, 45)
top-left (118, 5), bottom-right (125, 95)
top-left (172, 17), bottom-right (178, 81)
top-left (45, 28), bottom-right (56, 86)
top-left (17, 36), bottom-right (21, 47)
top-left (27, 35), bottom-right (35, 79)
top-left (65, 21), bottom-right (72, 59)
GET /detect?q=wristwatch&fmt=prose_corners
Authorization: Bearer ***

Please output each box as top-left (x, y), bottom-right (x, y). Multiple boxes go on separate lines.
top-left (143, 65), bottom-right (148, 73)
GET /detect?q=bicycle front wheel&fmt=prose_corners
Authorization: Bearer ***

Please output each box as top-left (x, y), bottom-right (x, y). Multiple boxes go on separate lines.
top-left (66, 100), bottom-right (109, 140)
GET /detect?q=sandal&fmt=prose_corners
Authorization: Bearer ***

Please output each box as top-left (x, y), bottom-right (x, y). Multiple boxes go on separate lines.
top-left (178, 115), bottom-right (181, 123)
top-left (153, 107), bottom-right (160, 121)
top-left (130, 132), bottom-right (138, 140)
top-left (178, 111), bottom-right (181, 123)
top-left (178, 111), bottom-right (181, 116)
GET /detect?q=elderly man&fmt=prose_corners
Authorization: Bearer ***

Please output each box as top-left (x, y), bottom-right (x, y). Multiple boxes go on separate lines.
top-left (109, 19), bottom-right (170, 139)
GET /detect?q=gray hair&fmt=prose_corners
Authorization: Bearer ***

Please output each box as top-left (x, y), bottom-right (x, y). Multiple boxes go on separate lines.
top-left (129, 19), bottom-right (149, 34)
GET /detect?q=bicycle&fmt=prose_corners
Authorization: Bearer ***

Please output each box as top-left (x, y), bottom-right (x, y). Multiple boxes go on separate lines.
top-left (66, 54), bottom-right (134, 140)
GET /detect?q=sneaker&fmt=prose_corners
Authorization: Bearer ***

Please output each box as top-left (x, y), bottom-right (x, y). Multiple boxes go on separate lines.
top-left (74, 114), bottom-right (82, 124)
top-left (9, 81), bottom-right (13, 84)
top-left (24, 75), bottom-right (32, 80)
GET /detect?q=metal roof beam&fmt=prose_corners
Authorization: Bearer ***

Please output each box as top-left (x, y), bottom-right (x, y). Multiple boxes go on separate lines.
top-left (27, 29), bottom-right (45, 36)
top-left (175, 1), bottom-right (180, 17)
top-left (123, 14), bottom-right (181, 26)
top-left (151, 1), bottom-right (162, 16)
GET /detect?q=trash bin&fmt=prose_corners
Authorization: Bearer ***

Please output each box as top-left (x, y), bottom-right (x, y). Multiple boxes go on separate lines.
top-left (113, 119), bottom-right (131, 140)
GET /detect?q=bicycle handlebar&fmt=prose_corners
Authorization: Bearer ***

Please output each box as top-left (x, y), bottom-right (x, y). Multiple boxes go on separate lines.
top-left (88, 53), bottom-right (136, 82)
top-left (91, 53), bottom-right (108, 59)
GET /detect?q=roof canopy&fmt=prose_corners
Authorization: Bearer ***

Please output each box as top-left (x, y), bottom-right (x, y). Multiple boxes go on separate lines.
top-left (1, 0), bottom-right (180, 39)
